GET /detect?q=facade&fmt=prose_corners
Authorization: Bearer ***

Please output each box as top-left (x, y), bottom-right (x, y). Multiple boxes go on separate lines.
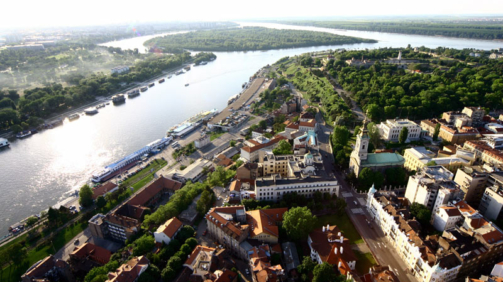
top-left (195, 134), bottom-right (211, 149)
top-left (106, 256), bottom-right (149, 282)
top-left (236, 163), bottom-right (259, 180)
top-left (377, 119), bottom-right (421, 142)
top-left (453, 166), bottom-right (489, 207)
top-left (442, 111), bottom-right (473, 128)
top-left (404, 166), bottom-right (463, 214)
top-left (479, 173), bottom-right (503, 221)
top-left (404, 147), bottom-right (473, 172)
top-left (462, 107), bottom-right (485, 125)
top-left (111, 66), bottom-right (130, 74)
top-left (432, 206), bottom-right (463, 231)
top-left (241, 136), bottom-right (287, 162)
top-left (349, 120), bottom-right (405, 176)
top-left (367, 189), bottom-right (462, 282)
top-left (439, 124), bottom-right (479, 145)
top-left (154, 217), bottom-right (183, 244)
top-left (403, 147), bottom-right (436, 171)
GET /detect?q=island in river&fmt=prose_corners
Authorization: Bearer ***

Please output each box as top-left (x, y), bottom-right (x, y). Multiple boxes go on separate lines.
top-left (143, 27), bottom-right (377, 53)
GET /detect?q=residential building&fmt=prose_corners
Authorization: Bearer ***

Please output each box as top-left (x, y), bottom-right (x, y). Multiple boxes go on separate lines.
top-left (22, 255), bottom-right (72, 282)
top-left (345, 57), bottom-right (374, 68)
top-left (361, 266), bottom-right (400, 282)
top-left (184, 245), bottom-right (217, 278)
top-left (281, 242), bottom-right (300, 276)
top-left (432, 206), bottom-right (463, 231)
top-left (462, 107), bottom-right (485, 125)
top-left (69, 243), bottom-right (112, 276)
top-left (485, 123), bottom-right (503, 134)
top-left (103, 213), bottom-right (141, 242)
top-left (241, 136), bottom-right (287, 162)
top-left (246, 208), bottom-right (287, 244)
top-left (439, 124), bottom-right (479, 145)
top-left (479, 173), bottom-right (503, 221)
top-left (293, 130), bottom-right (319, 153)
top-left (215, 154), bottom-right (234, 167)
top-left (285, 119), bottom-right (318, 134)
top-left (377, 119), bottom-right (421, 142)
top-left (454, 166), bottom-right (490, 207)
top-left (349, 119), bottom-right (405, 176)
top-left (92, 182), bottom-right (118, 200)
top-left (490, 53), bottom-right (503, 60)
top-left (367, 188), bottom-right (462, 282)
top-left (464, 140), bottom-right (503, 165)
top-left (106, 256), bottom-right (149, 282)
top-left (195, 134), bottom-right (210, 149)
top-left (308, 225), bottom-right (357, 271)
top-left (421, 119), bottom-right (441, 137)
top-left (491, 262), bottom-right (503, 278)
top-left (442, 111), bottom-right (473, 128)
top-left (236, 163), bottom-right (259, 180)
top-left (403, 147), bottom-right (436, 171)
top-left (111, 66), bottom-right (130, 74)
top-left (404, 166), bottom-right (464, 214)
top-left (154, 217), bottom-right (183, 244)
top-left (89, 213), bottom-right (108, 239)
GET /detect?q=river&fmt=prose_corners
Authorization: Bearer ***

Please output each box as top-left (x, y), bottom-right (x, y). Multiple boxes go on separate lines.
top-left (0, 23), bottom-right (501, 236)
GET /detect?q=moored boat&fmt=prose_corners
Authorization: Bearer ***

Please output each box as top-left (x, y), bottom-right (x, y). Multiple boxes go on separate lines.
top-left (0, 138), bottom-right (9, 149)
top-left (112, 94), bottom-right (126, 105)
top-left (148, 83), bottom-right (155, 88)
top-left (185, 83), bottom-right (189, 87)
top-left (68, 114), bottom-right (80, 121)
top-left (128, 90), bottom-right (140, 98)
top-left (140, 86), bottom-right (148, 92)
top-left (16, 130), bottom-right (32, 139)
top-left (184, 66), bottom-right (191, 71)
top-left (84, 108), bottom-right (98, 115)
top-left (159, 78), bottom-right (165, 83)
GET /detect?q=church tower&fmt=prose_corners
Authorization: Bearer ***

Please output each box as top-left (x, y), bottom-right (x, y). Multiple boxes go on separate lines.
top-left (351, 118), bottom-right (370, 161)
top-left (397, 50), bottom-right (402, 61)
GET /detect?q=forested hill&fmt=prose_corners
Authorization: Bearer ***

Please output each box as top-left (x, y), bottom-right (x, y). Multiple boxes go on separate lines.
top-left (277, 21), bottom-right (503, 40)
top-left (144, 27), bottom-right (377, 53)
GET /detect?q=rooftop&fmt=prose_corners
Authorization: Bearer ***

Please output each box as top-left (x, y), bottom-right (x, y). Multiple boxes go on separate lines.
top-left (361, 152), bottom-right (405, 166)
top-left (155, 217), bottom-right (183, 238)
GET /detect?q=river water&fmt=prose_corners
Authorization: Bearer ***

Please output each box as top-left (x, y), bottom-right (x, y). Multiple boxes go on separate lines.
top-left (0, 23), bottom-right (501, 236)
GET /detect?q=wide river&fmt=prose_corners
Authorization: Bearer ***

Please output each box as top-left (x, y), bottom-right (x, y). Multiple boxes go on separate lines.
top-left (0, 23), bottom-right (501, 236)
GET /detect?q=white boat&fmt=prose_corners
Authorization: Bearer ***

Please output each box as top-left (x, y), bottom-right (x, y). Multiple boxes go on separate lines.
top-left (16, 131), bottom-right (32, 139)
top-left (0, 138), bottom-right (9, 149)
top-left (84, 108), bottom-right (98, 115)
top-left (166, 109), bottom-right (218, 137)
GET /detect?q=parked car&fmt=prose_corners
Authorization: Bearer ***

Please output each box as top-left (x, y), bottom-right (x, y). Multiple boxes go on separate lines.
top-left (203, 230), bottom-right (207, 236)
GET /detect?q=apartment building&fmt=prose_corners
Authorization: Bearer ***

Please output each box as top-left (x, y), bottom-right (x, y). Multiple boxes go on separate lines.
top-left (454, 166), bottom-right (490, 207)
top-left (432, 206), bottom-right (463, 231)
top-left (241, 136), bottom-right (287, 162)
top-left (377, 119), bottom-right (422, 142)
top-left (405, 166), bottom-right (464, 214)
top-left (462, 107), bottom-right (485, 125)
top-left (479, 172), bottom-right (503, 221)
top-left (464, 140), bottom-right (503, 166)
top-left (154, 217), bottom-right (183, 245)
top-left (106, 256), bottom-right (149, 282)
top-left (439, 124), bottom-right (479, 145)
top-left (367, 188), bottom-right (462, 282)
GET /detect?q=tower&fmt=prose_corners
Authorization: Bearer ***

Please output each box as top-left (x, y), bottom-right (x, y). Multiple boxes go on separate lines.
top-left (397, 50), bottom-right (402, 61)
top-left (351, 118), bottom-right (370, 161)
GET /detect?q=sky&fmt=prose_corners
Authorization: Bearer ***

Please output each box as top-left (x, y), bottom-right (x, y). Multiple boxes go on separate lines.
top-left (3, 0), bottom-right (503, 29)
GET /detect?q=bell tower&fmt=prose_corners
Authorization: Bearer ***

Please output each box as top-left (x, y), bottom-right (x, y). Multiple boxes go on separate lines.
top-left (352, 117), bottom-right (369, 161)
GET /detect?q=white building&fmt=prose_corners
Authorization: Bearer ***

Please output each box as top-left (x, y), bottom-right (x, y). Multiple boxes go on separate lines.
top-left (154, 217), bottom-right (183, 244)
top-left (432, 206), bottom-right (463, 231)
top-left (377, 119), bottom-right (422, 142)
top-left (479, 173), bottom-right (503, 221)
top-left (111, 66), bottom-right (130, 74)
top-left (194, 135), bottom-right (210, 149)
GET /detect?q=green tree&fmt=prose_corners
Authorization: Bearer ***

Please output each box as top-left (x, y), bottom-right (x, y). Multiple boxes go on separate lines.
top-left (185, 237), bottom-right (198, 249)
top-left (230, 140), bottom-right (236, 147)
top-left (96, 196), bottom-right (106, 209)
top-left (410, 203), bottom-right (432, 227)
top-left (358, 167), bottom-right (383, 191)
top-left (167, 256), bottom-right (182, 270)
top-left (259, 120), bottom-right (267, 129)
top-left (313, 262), bottom-right (337, 282)
top-left (366, 122), bottom-right (382, 149)
top-left (26, 216), bottom-right (38, 226)
top-left (272, 140), bottom-right (292, 155)
top-left (133, 235), bottom-right (155, 256)
top-left (180, 244), bottom-right (192, 256)
top-left (161, 266), bottom-right (176, 282)
top-left (79, 184), bottom-right (94, 207)
top-left (138, 264), bottom-right (161, 282)
top-left (283, 207), bottom-right (316, 240)
top-left (366, 104), bottom-right (382, 122)
top-left (399, 127), bottom-right (409, 144)
top-left (196, 188), bottom-right (214, 215)
top-left (10, 124), bottom-right (22, 133)
top-left (433, 123), bottom-right (441, 141)
top-left (332, 125), bottom-right (350, 147)
top-left (176, 225), bottom-right (196, 242)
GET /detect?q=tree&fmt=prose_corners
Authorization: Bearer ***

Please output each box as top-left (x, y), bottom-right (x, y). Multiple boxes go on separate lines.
top-left (161, 266), bottom-right (176, 282)
top-left (366, 122), bottom-right (382, 149)
top-left (26, 216), bottom-right (38, 226)
top-left (358, 167), bottom-right (383, 191)
top-left (139, 264), bottom-right (161, 282)
top-left (385, 167), bottom-right (407, 186)
top-left (433, 123), bottom-right (441, 141)
top-left (180, 244), bottom-right (192, 256)
top-left (410, 203), bottom-right (432, 227)
top-left (272, 140), bottom-right (292, 155)
top-left (399, 127), bottom-right (409, 144)
top-left (167, 256), bottom-right (182, 270)
top-left (10, 124), bottom-right (22, 133)
top-left (133, 235), bottom-right (155, 256)
top-left (366, 104), bottom-right (382, 122)
top-left (332, 125), bottom-right (350, 147)
top-left (197, 188), bottom-right (214, 215)
top-left (283, 207), bottom-right (316, 240)
top-left (313, 262), bottom-right (337, 282)
top-left (79, 184), bottom-right (94, 207)
top-left (185, 237), bottom-right (198, 249)
top-left (229, 140), bottom-right (236, 147)
top-left (297, 256), bottom-right (316, 282)
top-left (96, 196), bottom-right (106, 209)
top-left (208, 166), bottom-right (235, 187)
top-left (176, 225), bottom-right (195, 242)
top-left (259, 120), bottom-right (267, 129)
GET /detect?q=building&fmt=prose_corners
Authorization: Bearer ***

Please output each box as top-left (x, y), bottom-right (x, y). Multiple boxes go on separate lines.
top-left (184, 245), bottom-right (217, 278)
top-left (215, 154), bottom-right (234, 167)
top-left (464, 140), bottom-right (503, 165)
top-left (183, 245), bottom-right (237, 282)
top-left (490, 53), bottom-right (503, 60)
top-left (439, 124), bottom-right (479, 145)
top-left (367, 188), bottom-right (462, 282)
top-left (404, 147), bottom-right (473, 172)
top-left (69, 243), bottom-right (112, 276)
top-left (195, 134), bottom-right (211, 149)
top-left (403, 147), bottom-right (436, 171)
top-left (246, 208), bottom-right (287, 244)
top-left (432, 206), bottom-right (463, 231)
top-left (479, 173), bottom-right (503, 221)
top-left (349, 119), bottom-right (405, 176)
top-left (241, 136), bottom-right (287, 162)
top-left (171, 158), bottom-right (213, 182)
top-left (453, 166), bottom-right (490, 207)
top-left (236, 163), bottom-right (259, 180)
top-left (404, 166), bottom-right (464, 214)
top-left (284, 119), bottom-right (318, 134)
top-left (111, 66), bottom-right (130, 74)
top-left (154, 217), bottom-right (183, 244)
top-left (22, 255), bottom-right (72, 282)
top-left (377, 119), bottom-right (422, 142)
top-left (92, 182), bottom-right (118, 200)
top-left (308, 225), bottom-right (357, 271)
top-left (462, 107), bottom-right (485, 125)
top-left (361, 266), bottom-right (400, 282)
top-left (442, 111), bottom-right (473, 128)
top-left (345, 57), bottom-right (374, 68)
top-left (281, 242), bottom-right (300, 276)
top-left (293, 130), bottom-right (319, 153)
top-left (106, 256), bottom-right (149, 282)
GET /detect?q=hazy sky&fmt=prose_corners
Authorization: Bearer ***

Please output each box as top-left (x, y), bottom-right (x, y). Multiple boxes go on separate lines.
top-left (4, 0), bottom-right (503, 28)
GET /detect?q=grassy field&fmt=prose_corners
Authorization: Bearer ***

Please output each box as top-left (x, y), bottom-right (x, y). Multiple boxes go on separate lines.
top-left (120, 158), bottom-right (167, 189)
top-left (354, 250), bottom-right (377, 275)
top-left (1, 222), bottom-right (88, 282)
top-left (210, 131), bottom-right (225, 141)
top-left (315, 213), bottom-right (363, 244)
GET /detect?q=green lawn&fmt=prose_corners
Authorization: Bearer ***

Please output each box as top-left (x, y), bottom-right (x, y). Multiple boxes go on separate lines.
top-left (1, 222), bottom-right (88, 282)
top-left (315, 213), bottom-right (363, 244)
top-left (354, 250), bottom-right (377, 275)
top-left (210, 131), bottom-right (225, 141)
top-left (121, 159), bottom-right (167, 188)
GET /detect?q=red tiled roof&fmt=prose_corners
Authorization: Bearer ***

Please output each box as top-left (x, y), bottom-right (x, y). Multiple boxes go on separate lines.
top-left (454, 201), bottom-right (477, 215)
top-left (157, 217), bottom-right (183, 238)
top-left (242, 136), bottom-right (287, 153)
top-left (106, 256), bottom-right (149, 282)
top-left (128, 176), bottom-right (182, 206)
top-left (441, 206), bottom-right (462, 217)
top-left (71, 243), bottom-right (112, 265)
top-left (247, 208), bottom-right (288, 238)
top-left (184, 245), bottom-right (216, 266)
top-left (92, 182), bottom-right (118, 199)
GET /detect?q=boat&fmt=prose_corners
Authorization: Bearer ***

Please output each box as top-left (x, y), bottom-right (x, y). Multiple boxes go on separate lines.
top-left (166, 109), bottom-right (219, 138)
top-left (16, 130), bottom-right (32, 139)
top-left (96, 104), bottom-right (105, 109)
top-left (184, 66), bottom-right (191, 71)
top-left (168, 75), bottom-right (173, 79)
top-left (112, 94), bottom-right (126, 105)
top-left (0, 138), bottom-right (9, 149)
top-left (185, 83), bottom-right (189, 87)
top-left (68, 114), bottom-right (80, 121)
top-left (46, 119), bottom-right (63, 128)
top-left (175, 70), bottom-right (184, 75)
top-left (228, 94), bottom-right (240, 105)
top-left (140, 86), bottom-right (148, 92)
top-left (200, 61), bottom-right (207, 65)
top-left (84, 108), bottom-right (98, 115)
top-left (159, 78), bottom-right (165, 83)
top-left (91, 137), bottom-right (172, 183)
top-left (148, 83), bottom-right (155, 88)
top-left (127, 90), bottom-right (140, 98)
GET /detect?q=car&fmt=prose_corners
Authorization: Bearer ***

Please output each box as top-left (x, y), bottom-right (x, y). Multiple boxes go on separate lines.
top-left (203, 230), bottom-right (207, 236)
top-left (354, 200), bottom-right (358, 206)
top-left (74, 239), bottom-right (79, 245)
